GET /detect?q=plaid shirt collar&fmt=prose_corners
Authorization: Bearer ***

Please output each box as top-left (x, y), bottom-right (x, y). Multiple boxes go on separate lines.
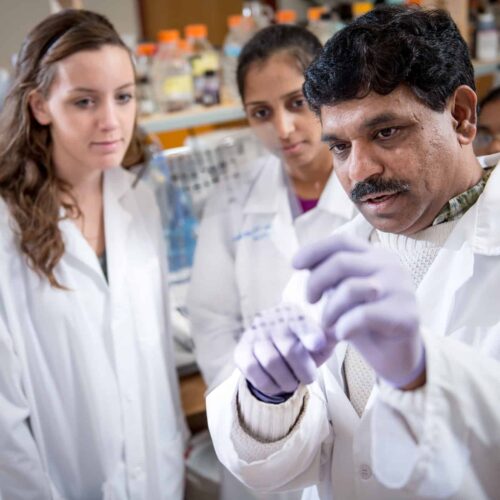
top-left (432, 167), bottom-right (495, 226)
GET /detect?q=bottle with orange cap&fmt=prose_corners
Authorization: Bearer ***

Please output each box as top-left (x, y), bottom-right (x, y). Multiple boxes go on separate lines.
top-left (307, 6), bottom-right (345, 45)
top-left (135, 43), bottom-right (157, 115)
top-left (352, 2), bottom-right (374, 19)
top-left (185, 24), bottom-right (221, 106)
top-left (222, 14), bottom-right (254, 101)
top-left (151, 29), bottom-right (194, 113)
top-left (275, 9), bottom-right (297, 25)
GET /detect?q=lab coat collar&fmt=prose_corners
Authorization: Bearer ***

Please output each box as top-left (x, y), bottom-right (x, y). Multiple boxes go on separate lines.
top-left (466, 155), bottom-right (500, 255)
top-left (242, 153), bottom-right (357, 220)
top-left (242, 154), bottom-right (283, 215)
top-left (60, 167), bottom-right (134, 288)
top-left (316, 169), bottom-right (357, 221)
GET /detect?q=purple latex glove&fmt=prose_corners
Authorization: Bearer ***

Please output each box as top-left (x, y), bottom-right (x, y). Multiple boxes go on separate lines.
top-left (293, 234), bottom-right (425, 388)
top-left (234, 304), bottom-right (332, 397)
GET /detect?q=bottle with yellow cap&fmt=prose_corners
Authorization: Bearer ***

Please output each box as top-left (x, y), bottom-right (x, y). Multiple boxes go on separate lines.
top-left (151, 29), bottom-right (194, 112)
top-left (185, 24), bottom-right (221, 105)
top-left (275, 9), bottom-right (297, 25)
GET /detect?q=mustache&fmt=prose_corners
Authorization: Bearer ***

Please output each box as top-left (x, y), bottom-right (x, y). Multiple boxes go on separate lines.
top-left (350, 178), bottom-right (410, 202)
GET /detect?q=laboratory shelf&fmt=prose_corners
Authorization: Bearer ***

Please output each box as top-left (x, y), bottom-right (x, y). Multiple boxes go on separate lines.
top-left (138, 59), bottom-right (500, 135)
top-left (138, 101), bottom-right (246, 133)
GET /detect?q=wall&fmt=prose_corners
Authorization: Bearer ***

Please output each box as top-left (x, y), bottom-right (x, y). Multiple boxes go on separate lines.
top-left (0, 0), bottom-right (139, 69)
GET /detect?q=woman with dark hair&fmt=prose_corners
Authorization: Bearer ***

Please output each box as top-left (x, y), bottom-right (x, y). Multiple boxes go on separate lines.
top-left (190, 24), bottom-right (354, 389)
top-left (0, 9), bottom-right (185, 499)
top-left (188, 24), bottom-right (354, 500)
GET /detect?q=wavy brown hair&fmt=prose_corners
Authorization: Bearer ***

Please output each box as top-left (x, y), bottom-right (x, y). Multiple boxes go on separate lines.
top-left (0, 9), bottom-right (137, 288)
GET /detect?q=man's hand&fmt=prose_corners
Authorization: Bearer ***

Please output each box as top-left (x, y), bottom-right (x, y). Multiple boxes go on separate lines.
top-left (293, 234), bottom-right (425, 389)
top-left (234, 304), bottom-right (334, 397)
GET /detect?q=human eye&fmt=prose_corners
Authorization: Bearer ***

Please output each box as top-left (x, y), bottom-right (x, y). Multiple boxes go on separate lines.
top-left (116, 91), bottom-right (134, 104)
top-left (290, 96), bottom-right (306, 110)
top-left (74, 97), bottom-right (95, 109)
top-left (328, 141), bottom-right (350, 158)
top-left (250, 107), bottom-right (271, 121)
top-left (375, 127), bottom-right (399, 140)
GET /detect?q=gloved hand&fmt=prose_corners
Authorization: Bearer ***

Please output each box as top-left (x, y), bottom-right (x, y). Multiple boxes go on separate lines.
top-left (293, 233), bottom-right (425, 388)
top-left (234, 303), bottom-right (333, 397)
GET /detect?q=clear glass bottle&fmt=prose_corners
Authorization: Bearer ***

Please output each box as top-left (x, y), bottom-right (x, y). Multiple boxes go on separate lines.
top-left (185, 24), bottom-right (220, 106)
top-left (151, 29), bottom-right (194, 112)
top-left (222, 15), bottom-right (253, 102)
top-left (476, 11), bottom-right (498, 61)
top-left (135, 43), bottom-right (157, 115)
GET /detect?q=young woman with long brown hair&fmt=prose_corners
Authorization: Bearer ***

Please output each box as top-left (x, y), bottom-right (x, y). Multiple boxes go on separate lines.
top-left (0, 10), bottom-right (185, 499)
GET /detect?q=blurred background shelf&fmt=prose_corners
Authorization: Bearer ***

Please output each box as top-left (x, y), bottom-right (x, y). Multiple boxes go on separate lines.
top-left (139, 101), bottom-right (246, 133)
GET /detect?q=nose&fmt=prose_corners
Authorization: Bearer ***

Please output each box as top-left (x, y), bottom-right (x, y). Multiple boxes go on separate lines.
top-left (273, 109), bottom-right (295, 141)
top-left (97, 99), bottom-right (119, 131)
top-left (347, 141), bottom-right (384, 183)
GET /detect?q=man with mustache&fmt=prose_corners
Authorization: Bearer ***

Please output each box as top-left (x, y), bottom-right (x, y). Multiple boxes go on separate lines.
top-left (206, 6), bottom-right (500, 500)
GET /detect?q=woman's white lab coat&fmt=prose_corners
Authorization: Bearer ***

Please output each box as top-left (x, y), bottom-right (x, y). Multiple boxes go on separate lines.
top-left (0, 167), bottom-right (186, 500)
top-left (189, 153), bottom-right (356, 390)
top-left (206, 156), bottom-right (500, 499)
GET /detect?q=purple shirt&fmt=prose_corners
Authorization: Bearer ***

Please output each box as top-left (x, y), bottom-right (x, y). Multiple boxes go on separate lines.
top-left (297, 196), bottom-right (319, 213)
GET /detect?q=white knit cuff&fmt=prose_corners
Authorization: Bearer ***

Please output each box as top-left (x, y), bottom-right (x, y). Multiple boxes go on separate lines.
top-left (236, 376), bottom-right (308, 443)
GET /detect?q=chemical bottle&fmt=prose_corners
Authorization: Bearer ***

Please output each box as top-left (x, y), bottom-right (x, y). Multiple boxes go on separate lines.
top-left (476, 11), bottom-right (498, 61)
top-left (307, 6), bottom-right (327, 33)
top-left (135, 43), bottom-right (157, 115)
top-left (151, 29), bottom-right (194, 112)
top-left (185, 24), bottom-right (220, 106)
top-left (352, 2), bottom-right (373, 18)
top-left (242, 0), bottom-right (274, 31)
top-left (307, 8), bottom-right (343, 45)
top-left (276, 9), bottom-right (297, 25)
top-left (222, 15), bottom-right (252, 102)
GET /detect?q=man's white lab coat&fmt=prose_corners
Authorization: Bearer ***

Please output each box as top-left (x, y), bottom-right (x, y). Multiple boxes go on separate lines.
top-left (206, 155), bottom-right (500, 499)
top-left (0, 167), bottom-right (186, 499)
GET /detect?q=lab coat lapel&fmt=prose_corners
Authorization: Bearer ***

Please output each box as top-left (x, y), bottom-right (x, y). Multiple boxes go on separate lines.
top-left (103, 168), bottom-right (134, 292)
top-left (417, 159), bottom-right (500, 335)
top-left (243, 155), bottom-right (300, 261)
top-left (60, 208), bottom-right (108, 289)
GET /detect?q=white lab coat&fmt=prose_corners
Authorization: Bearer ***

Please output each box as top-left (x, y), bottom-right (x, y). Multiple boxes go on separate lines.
top-left (0, 167), bottom-right (186, 500)
top-left (189, 153), bottom-right (356, 390)
top-left (206, 155), bottom-right (500, 499)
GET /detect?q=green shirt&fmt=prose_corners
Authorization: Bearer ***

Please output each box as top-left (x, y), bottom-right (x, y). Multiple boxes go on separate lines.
top-left (432, 167), bottom-right (494, 226)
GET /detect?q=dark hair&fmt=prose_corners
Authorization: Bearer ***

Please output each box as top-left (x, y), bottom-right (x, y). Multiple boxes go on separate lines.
top-left (237, 24), bottom-right (322, 100)
top-left (479, 86), bottom-right (500, 114)
top-left (304, 6), bottom-right (475, 114)
top-left (0, 9), bottom-right (133, 288)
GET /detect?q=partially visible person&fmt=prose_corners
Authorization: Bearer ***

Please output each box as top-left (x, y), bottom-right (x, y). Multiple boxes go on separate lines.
top-left (474, 85), bottom-right (500, 155)
top-left (188, 24), bottom-right (355, 500)
top-left (207, 6), bottom-right (500, 500)
top-left (189, 24), bottom-right (355, 392)
top-left (0, 10), bottom-right (186, 499)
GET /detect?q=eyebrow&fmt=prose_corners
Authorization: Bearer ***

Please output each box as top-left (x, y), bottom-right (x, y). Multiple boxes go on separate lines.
top-left (244, 88), bottom-right (303, 106)
top-left (321, 112), bottom-right (402, 142)
top-left (69, 82), bottom-right (135, 93)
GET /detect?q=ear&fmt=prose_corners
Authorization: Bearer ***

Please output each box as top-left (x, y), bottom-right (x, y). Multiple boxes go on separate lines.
top-left (449, 85), bottom-right (477, 146)
top-left (28, 91), bottom-right (52, 126)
